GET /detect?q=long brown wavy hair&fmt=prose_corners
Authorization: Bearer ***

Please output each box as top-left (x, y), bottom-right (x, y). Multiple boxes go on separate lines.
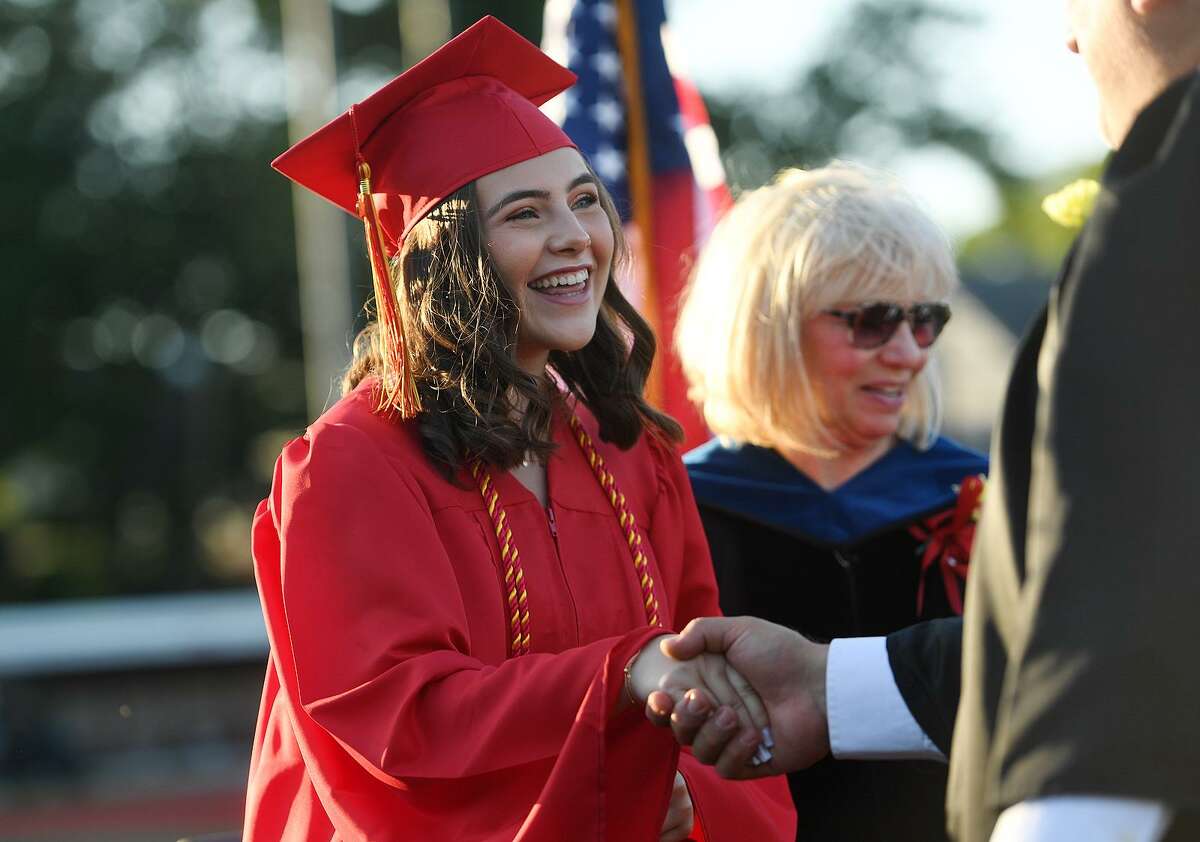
top-left (343, 167), bottom-right (681, 480)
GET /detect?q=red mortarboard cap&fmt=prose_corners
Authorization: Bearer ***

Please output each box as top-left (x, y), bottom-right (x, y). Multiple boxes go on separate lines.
top-left (271, 16), bottom-right (577, 418)
top-left (272, 15), bottom-right (577, 250)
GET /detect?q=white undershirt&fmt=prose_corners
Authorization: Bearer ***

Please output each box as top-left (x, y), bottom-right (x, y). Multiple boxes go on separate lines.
top-left (825, 636), bottom-right (1173, 842)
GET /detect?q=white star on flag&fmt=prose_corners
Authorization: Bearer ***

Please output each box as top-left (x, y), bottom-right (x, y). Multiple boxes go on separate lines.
top-left (592, 145), bottom-right (626, 181)
top-left (591, 49), bottom-right (621, 81)
top-left (562, 89), bottom-right (579, 117)
top-left (591, 97), bottom-right (623, 132)
top-left (593, 1), bottom-right (617, 29)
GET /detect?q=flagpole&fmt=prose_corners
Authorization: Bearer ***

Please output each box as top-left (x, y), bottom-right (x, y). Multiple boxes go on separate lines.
top-left (614, 0), bottom-right (664, 407)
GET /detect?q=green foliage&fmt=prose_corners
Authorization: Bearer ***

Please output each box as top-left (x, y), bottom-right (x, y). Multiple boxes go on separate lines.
top-left (961, 163), bottom-right (1105, 277)
top-left (700, 0), bottom-right (1107, 295)
top-left (0, 0), bottom-right (1093, 603)
top-left (704, 0), bottom-right (1015, 191)
top-left (0, 0), bottom-right (540, 603)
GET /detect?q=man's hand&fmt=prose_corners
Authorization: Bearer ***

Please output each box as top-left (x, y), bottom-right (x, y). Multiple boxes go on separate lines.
top-left (645, 616), bottom-right (831, 779)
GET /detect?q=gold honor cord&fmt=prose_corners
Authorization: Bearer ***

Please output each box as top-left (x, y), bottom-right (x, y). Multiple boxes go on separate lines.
top-left (471, 410), bottom-right (663, 657)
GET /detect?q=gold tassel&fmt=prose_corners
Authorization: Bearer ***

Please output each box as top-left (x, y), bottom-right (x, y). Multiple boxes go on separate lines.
top-left (357, 160), bottom-right (421, 417)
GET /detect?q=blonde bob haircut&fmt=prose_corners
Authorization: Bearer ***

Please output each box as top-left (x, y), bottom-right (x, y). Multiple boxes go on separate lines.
top-left (676, 164), bottom-right (959, 456)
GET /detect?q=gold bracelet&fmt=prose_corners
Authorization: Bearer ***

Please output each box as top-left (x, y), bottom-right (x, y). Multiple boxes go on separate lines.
top-left (623, 652), bottom-right (640, 708)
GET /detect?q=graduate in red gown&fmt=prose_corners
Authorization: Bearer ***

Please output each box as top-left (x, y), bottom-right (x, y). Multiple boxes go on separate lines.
top-left (242, 17), bottom-right (795, 842)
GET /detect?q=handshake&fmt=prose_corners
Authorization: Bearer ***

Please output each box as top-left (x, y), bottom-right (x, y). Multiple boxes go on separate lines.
top-left (627, 617), bottom-right (832, 779)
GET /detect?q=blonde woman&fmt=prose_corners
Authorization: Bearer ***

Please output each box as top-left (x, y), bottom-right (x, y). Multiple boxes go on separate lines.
top-left (676, 165), bottom-right (987, 841)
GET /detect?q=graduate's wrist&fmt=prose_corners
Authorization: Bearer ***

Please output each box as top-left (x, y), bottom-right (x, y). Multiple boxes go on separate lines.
top-left (624, 633), bottom-right (675, 708)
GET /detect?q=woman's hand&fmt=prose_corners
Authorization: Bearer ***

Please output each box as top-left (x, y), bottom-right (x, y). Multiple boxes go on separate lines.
top-left (627, 634), bottom-right (769, 756)
top-left (659, 770), bottom-right (694, 842)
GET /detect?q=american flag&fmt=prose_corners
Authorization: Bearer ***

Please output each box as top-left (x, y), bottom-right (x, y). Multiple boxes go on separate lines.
top-left (560, 0), bottom-right (635, 216)
top-left (547, 0), bottom-right (731, 450)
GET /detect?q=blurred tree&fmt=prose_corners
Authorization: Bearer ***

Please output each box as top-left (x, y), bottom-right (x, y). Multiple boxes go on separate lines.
top-left (961, 162), bottom-right (1104, 279)
top-left (0, 0), bottom-right (541, 603)
top-left (453, 0), bottom-right (540, 38)
top-left (698, 0), bottom-right (1106, 326)
top-left (1, 0), bottom-right (306, 602)
top-left (702, 1), bottom-right (1023, 194)
top-left (0, 0), bottom-right (1094, 604)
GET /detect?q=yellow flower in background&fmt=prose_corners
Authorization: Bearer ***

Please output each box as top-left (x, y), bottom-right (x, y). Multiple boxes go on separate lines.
top-left (1042, 178), bottom-right (1101, 228)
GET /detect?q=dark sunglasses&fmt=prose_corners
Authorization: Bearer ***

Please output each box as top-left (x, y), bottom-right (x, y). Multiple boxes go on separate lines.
top-left (822, 301), bottom-right (952, 349)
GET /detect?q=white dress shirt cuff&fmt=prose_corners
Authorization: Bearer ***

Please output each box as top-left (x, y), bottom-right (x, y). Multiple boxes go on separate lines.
top-left (825, 635), bottom-right (943, 761)
top-left (991, 796), bottom-right (1172, 842)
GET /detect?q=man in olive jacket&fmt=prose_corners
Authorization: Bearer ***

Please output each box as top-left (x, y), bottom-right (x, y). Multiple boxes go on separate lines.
top-left (947, 0), bottom-right (1200, 835)
top-left (645, 2), bottom-right (1200, 840)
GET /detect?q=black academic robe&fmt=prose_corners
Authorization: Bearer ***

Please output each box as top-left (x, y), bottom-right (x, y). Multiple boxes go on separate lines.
top-left (685, 437), bottom-right (987, 842)
top-left (947, 71), bottom-right (1200, 842)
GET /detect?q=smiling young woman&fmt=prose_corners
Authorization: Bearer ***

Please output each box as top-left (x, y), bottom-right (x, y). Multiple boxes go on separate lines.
top-left (243, 16), bottom-right (795, 842)
top-left (476, 148), bottom-right (615, 377)
top-left (341, 147), bottom-right (663, 489)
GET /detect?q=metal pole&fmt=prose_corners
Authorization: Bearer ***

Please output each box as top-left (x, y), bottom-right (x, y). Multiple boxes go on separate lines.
top-left (279, 0), bottom-right (354, 419)
top-left (398, 0), bottom-right (451, 69)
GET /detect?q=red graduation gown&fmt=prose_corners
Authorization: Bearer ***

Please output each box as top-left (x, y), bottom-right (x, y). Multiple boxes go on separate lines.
top-left (243, 381), bottom-right (795, 841)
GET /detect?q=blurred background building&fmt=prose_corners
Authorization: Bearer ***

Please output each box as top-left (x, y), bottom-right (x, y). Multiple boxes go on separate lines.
top-left (1, 0), bottom-right (1102, 838)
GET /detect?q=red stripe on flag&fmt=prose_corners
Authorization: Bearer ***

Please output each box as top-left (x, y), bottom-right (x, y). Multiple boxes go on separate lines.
top-left (651, 169), bottom-right (708, 450)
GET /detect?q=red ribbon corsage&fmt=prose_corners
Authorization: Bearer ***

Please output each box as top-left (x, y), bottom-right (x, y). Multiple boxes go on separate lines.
top-left (908, 473), bottom-right (986, 616)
